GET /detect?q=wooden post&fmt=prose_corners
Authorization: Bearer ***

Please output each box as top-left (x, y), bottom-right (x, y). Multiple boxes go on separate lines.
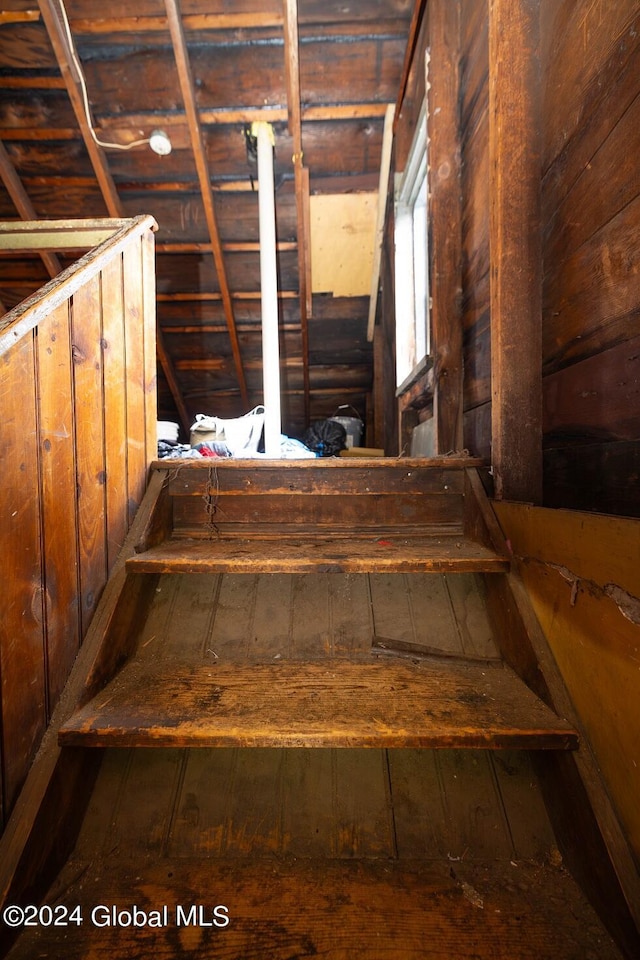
top-left (489, 0), bottom-right (542, 502)
top-left (428, 0), bottom-right (463, 455)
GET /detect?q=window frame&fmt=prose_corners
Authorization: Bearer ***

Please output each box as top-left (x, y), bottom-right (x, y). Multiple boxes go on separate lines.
top-left (394, 97), bottom-right (431, 394)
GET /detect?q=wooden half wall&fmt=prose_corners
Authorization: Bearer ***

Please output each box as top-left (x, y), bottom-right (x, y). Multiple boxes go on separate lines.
top-left (0, 216), bottom-right (157, 829)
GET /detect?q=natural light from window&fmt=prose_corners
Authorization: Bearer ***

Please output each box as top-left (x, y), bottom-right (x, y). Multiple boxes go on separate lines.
top-left (394, 95), bottom-right (430, 391)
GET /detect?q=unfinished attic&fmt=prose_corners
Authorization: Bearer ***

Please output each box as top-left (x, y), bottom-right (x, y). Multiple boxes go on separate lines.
top-left (0, 1), bottom-right (639, 958)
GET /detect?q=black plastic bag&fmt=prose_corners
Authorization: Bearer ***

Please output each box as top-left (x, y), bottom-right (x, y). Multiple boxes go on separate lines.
top-left (303, 419), bottom-right (347, 457)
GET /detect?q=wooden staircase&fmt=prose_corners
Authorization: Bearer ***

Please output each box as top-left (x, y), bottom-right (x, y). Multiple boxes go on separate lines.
top-left (58, 457), bottom-right (576, 754)
top-left (7, 457), bottom-right (637, 960)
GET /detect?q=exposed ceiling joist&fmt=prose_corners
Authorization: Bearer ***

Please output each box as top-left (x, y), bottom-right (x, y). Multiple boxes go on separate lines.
top-left (164, 0), bottom-right (248, 409)
top-left (0, 140), bottom-right (62, 279)
top-left (283, 0), bottom-right (311, 424)
top-left (37, 0), bottom-right (123, 218)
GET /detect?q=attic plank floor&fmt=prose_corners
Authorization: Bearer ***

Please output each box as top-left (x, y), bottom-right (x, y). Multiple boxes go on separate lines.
top-left (6, 748), bottom-right (622, 959)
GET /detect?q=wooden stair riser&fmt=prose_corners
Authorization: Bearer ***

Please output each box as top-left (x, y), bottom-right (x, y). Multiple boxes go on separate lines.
top-left (167, 460), bottom-right (470, 538)
top-left (172, 492), bottom-right (465, 537)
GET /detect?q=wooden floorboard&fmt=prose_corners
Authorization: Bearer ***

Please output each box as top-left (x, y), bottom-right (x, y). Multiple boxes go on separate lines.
top-left (126, 535), bottom-right (510, 574)
top-left (6, 857), bottom-right (622, 959)
top-left (58, 657), bottom-right (578, 750)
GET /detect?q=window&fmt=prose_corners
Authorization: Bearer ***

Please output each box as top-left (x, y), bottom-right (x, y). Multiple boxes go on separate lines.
top-left (394, 99), bottom-right (430, 390)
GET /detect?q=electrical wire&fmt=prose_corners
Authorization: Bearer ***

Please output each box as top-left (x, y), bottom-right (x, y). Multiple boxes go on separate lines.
top-left (57, 0), bottom-right (152, 151)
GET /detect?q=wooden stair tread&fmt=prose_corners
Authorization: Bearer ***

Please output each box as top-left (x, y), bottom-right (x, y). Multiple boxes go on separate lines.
top-left (6, 859), bottom-right (621, 960)
top-left (126, 534), bottom-right (510, 574)
top-left (58, 657), bottom-right (577, 750)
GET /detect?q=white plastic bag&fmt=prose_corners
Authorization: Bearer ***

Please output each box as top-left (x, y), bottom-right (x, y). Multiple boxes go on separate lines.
top-left (190, 406), bottom-right (265, 457)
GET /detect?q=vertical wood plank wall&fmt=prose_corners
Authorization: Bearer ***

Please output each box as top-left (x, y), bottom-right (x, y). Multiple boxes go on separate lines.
top-left (0, 221), bottom-right (157, 829)
top-left (540, 0), bottom-right (640, 517)
top-left (455, 0), bottom-right (640, 517)
top-left (389, 0), bottom-right (640, 518)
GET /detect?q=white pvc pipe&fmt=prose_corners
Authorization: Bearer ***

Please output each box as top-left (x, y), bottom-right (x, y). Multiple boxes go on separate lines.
top-left (254, 121), bottom-right (281, 458)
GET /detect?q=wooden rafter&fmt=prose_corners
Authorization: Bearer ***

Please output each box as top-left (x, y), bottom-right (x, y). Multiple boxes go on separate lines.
top-left (0, 140), bottom-right (62, 279)
top-left (164, 0), bottom-right (248, 409)
top-left (283, 0), bottom-right (311, 424)
top-left (156, 329), bottom-right (191, 437)
top-left (37, 0), bottom-right (123, 219)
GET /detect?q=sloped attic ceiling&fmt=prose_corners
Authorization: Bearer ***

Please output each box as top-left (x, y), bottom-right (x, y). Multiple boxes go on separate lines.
top-left (0, 0), bottom-right (415, 440)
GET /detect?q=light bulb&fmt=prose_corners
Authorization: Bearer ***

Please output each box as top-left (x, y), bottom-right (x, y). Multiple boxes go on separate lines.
top-left (149, 129), bottom-right (172, 156)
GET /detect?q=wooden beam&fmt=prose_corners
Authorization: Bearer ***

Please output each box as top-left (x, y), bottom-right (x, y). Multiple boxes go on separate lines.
top-left (37, 0), bottom-right (123, 218)
top-left (0, 77), bottom-right (67, 90)
top-left (0, 10), bottom-right (40, 23)
top-left (156, 328), bottom-right (191, 437)
top-left (155, 241), bottom-right (298, 254)
top-left (489, 0), bottom-right (542, 502)
top-left (156, 290), bottom-right (298, 302)
top-left (0, 141), bottom-right (62, 278)
top-left (394, 0), bottom-right (428, 131)
top-left (70, 12), bottom-right (284, 34)
top-left (283, 0), bottom-right (311, 424)
top-left (66, 13), bottom-right (407, 38)
top-left (97, 103), bottom-right (389, 132)
top-left (428, 0), bottom-right (463, 454)
top-left (0, 128), bottom-right (78, 141)
top-left (164, 0), bottom-right (248, 408)
top-left (367, 104), bottom-right (395, 341)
